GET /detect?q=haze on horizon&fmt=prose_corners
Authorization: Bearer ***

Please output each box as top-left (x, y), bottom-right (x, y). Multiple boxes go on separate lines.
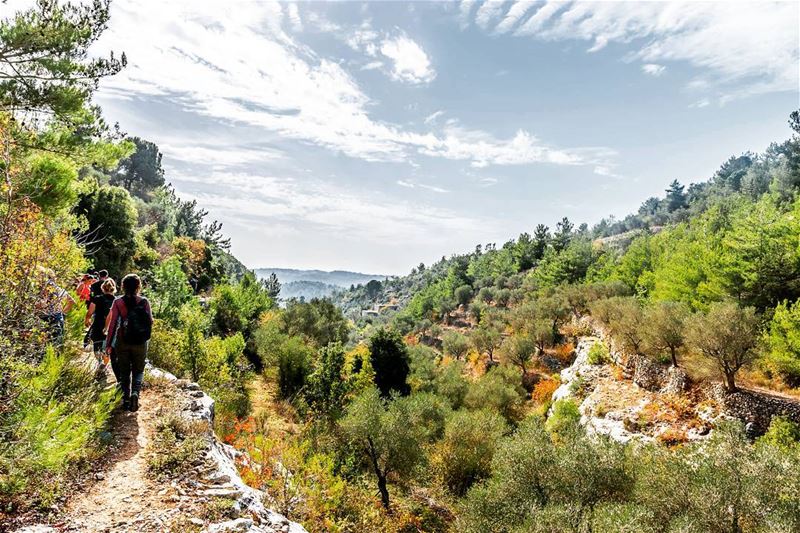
top-left (26, 0), bottom-right (797, 275)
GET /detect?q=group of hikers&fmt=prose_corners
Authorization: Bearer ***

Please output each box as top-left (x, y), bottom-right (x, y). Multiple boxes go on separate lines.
top-left (39, 268), bottom-right (153, 413)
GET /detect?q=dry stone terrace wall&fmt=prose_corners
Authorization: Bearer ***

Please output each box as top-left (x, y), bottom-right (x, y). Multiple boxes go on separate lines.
top-left (148, 366), bottom-right (309, 533)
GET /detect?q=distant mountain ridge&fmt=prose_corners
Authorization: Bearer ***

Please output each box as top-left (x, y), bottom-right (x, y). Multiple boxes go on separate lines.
top-left (255, 268), bottom-right (386, 300)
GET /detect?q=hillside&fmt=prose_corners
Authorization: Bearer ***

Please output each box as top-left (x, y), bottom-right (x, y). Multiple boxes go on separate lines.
top-left (2, 3), bottom-right (800, 533)
top-left (255, 268), bottom-right (385, 288)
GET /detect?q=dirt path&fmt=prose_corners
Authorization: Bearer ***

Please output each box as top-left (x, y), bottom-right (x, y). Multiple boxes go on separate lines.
top-left (55, 386), bottom-right (178, 532)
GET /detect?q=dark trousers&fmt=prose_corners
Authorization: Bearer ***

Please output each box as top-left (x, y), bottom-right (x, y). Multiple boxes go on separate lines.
top-left (114, 340), bottom-right (147, 399)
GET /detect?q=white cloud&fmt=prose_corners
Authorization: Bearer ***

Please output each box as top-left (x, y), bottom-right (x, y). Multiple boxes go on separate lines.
top-left (593, 165), bottom-right (623, 179)
top-left (379, 33), bottom-right (436, 84)
top-left (175, 171), bottom-right (478, 244)
top-left (396, 179), bottom-right (449, 193)
top-left (474, 0), bottom-right (506, 30)
top-left (423, 124), bottom-right (612, 168)
top-left (459, 0), bottom-right (478, 28)
top-left (475, 1), bottom-right (799, 100)
top-left (494, 1), bottom-right (536, 34)
top-left (82, 0), bottom-right (606, 171)
top-left (361, 61), bottom-right (384, 71)
top-left (286, 3), bottom-right (302, 32)
top-left (424, 110), bottom-right (445, 124)
top-left (642, 63), bottom-right (666, 77)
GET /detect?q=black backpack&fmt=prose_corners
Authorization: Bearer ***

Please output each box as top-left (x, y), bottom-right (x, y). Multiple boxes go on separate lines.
top-left (122, 297), bottom-right (152, 345)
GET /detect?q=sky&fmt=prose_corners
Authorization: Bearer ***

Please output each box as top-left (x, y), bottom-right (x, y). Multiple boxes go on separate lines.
top-left (7, 1), bottom-right (800, 274)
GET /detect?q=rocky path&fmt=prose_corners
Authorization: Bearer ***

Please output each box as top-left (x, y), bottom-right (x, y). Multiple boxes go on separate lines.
top-left (58, 388), bottom-right (179, 532)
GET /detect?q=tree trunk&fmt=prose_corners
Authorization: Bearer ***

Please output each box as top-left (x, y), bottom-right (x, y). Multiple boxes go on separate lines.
top-left (367, 437), bottom-right (390, 510)
top-left (377, 472), bottom-right (390, 510)
top-left (670, 346), bottom-right (678, 367)
top-left (724, 370), bottom-right (738, 392)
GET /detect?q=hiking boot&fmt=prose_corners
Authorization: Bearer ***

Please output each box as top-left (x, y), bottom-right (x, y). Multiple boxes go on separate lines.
top-left (129, 393), bottom-right (139, 413)
top-left (122, 397), bottom-right (130, 411)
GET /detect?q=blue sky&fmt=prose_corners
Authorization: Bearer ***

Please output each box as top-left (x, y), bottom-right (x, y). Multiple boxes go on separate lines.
top-left (47, 1), bottom-right (800, 273)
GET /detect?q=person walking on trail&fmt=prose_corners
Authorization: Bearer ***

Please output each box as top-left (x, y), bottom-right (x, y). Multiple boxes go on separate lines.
top-left (105, 274), bottom-right (153, 412)
top-left (76, 274), bottom-right (94, 307)
top-left (90, 269), bottom-right (109, 299)
top-left (85, 278), bottom-right (117, 379)
top-left (36, 267), bottom-right (75, 345)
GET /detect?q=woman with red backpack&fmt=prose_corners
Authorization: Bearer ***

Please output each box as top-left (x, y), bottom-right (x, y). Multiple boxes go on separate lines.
top-left (106, 274), bottom-right (153, 412)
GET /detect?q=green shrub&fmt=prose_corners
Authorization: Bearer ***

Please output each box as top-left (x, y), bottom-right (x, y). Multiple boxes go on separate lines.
top-left (545, 399), bottom-right (581, 437)
top-left (758, 416), bottom-right (800, 449)
top-left (587, 342), bottom-right (611, 365)
top-left (464, 365), bottom-right (526, 423)
top-left (0, 347), bottom-right (117, 511)
top-left (764, 300), bottom-right (800, 387)
top-left (433, 409), bottom-right (507, 496)
top-left (147, 319), bottom-right (186, 376)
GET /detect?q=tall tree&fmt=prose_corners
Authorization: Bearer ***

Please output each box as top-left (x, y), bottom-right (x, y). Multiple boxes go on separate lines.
top-left (553, 217), bottom-right (574, 252)
top-left (369, 328), bottom-right (411, 397)
top-left (111, 137), bottom-right (164, 196)
top-left (664, 180), bottom-right (687, 212)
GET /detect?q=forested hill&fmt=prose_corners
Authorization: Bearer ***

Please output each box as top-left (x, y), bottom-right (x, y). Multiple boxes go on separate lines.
top-left (335, 113), bottom-right (800, 324)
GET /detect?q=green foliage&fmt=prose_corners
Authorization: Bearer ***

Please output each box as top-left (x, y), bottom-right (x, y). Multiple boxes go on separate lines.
top-left (283, 297), bottom-right (348, 348)
top-left (111, 137), bottom-right (165, 198)
top-left (644, 301), bottom-right (689, 366)
top-left (76, 184), bottom-right (138, 275)
top-left (0, 347), bottom-right (117, 510)
top-left (499, 334), bottom-right (536, 373)
top-left (687, 301), bottom-right (760, 391)
top-left (454, 284), bottom-right (473, 306)
top-left (764, 299), bottom-right (800, 386)
top-left (434, 360), bottom-right (470, 410)
top-left (442, 330), bottom-right (470, 360)
top-left (146, 319), bottom-right (186, 376)
top-left (369, 328), bottom-right (411, 397)
top-left (305, 342), bottom-right (349, 421)
top-left (758, 416), bottom-right (800, 450)
top-left (17, 154), bottom-right (78, 215)
top-left (464, 365), bottom-right (526, 423)
top-left (151, 256), bottom-right (193, 326)
top-left (211, 273), bottom-right (274, 340)
top-left (340, 388), bottom-right (440, 508)
top-left (407, 344), bottom-right (438, 393)
top-left (275, 336), bottom-right (313, 401)
top-left (433, 409), bottom-right (507, 496)
top-left (545, 399), bottom-right (581, 437)
top-left (587, 342), bottom-right (610, 365)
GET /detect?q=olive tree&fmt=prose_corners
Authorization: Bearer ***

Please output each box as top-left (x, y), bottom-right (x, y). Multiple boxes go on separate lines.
top-left (645, 301), bottom-right (689, 367)
top-left (687, 302), bottom-right (760, 392)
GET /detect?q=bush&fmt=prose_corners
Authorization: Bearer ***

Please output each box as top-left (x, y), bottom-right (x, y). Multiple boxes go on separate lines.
top-left (147, 319), bottom-right (186, 376)
top-left (369, 328), bottom-right (411, 397)
top-left (433, 409), bottom-right (507, 496)
top-left (587, 342), bottom-right (611, 365)
top-left (0, 347), bottom-right (117, 511)
top-left (545, 399), bottom-right (581, 437)
top-left (464, 365), bottom-right (526, 423)
top-left (758, 416), bottom-right (800, 449)
top-left (434, 360), bottom-right (470, 409)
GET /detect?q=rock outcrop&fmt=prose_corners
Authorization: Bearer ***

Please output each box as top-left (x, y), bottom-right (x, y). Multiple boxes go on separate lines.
top-left (149, 366), bottom-right (308, 533)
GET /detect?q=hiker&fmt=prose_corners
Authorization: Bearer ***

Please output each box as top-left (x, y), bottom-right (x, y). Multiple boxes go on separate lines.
top-left (76, 274), bottom-right (94, 307)
top-left (106, 274), bottom-right (153, 412)
top-left (85, 278), bottom-right (117, 378)
top-left (90, 269), bottom-right (109, 299)
top-left (36, 267), bottom-right (75, 345)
